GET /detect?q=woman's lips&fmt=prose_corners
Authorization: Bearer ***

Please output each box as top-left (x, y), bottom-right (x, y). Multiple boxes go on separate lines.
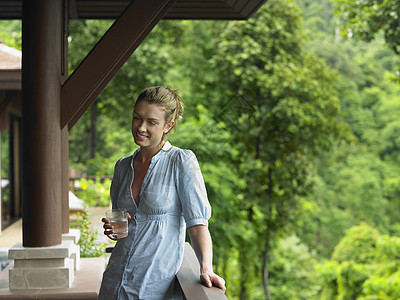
top-left (136, 132), bottom-right (148, 139)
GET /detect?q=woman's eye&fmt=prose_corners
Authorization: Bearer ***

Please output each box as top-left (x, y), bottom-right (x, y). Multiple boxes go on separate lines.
top-left (149, 122), bottom-right (157, 126)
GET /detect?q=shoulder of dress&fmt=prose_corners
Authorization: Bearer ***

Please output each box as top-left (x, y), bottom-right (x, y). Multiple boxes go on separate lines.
top-left (115, 155), bottom-right (134, 169)
top-left (120, 155), bottom-right (133, 163)
top-left (163, 143), bottom-right (199, 164)
top-left (172, 149), bottom-right (199, 168)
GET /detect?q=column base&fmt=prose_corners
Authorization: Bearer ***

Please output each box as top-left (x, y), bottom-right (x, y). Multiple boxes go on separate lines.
top-left (0, 257), bottom-right (105, 299)
top-left (62, 229), bottom-right (81, 270)
top-left (8, 240), bottom-right (75, 290)
top-left (62, 229), bottom-right (81, 244)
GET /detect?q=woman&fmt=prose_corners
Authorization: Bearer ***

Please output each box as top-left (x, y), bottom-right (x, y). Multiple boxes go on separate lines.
top-left (98, 86), bottom-right (226, 299)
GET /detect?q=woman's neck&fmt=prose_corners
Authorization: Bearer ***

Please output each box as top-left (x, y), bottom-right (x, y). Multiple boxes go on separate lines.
top-left (138, 142), bottom-right (165, 163)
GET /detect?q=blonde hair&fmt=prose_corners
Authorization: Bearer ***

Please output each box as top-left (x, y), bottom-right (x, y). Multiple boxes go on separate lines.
top-left (135, 86), bottom-right (184, 138)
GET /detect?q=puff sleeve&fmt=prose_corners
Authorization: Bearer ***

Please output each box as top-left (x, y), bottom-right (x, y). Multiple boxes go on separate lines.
top-left (175, 149), bottom-right (211, 229)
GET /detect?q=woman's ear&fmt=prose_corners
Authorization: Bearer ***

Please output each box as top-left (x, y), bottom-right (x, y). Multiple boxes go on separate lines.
top-left (164, 121), bottom-right (175, 134)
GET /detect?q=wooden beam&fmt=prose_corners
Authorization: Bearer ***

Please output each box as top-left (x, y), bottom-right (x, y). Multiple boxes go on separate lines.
top-left (61, 0), bottom-right (177, 129)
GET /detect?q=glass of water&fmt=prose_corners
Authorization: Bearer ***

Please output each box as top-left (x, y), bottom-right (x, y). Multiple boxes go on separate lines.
top-left (105, 208), bottom-right (128, 239)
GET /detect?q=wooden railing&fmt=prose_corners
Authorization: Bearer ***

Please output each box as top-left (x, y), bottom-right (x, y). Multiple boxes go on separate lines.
top-left (106, 242), bottom-right (228, 299)
top-left (177, 242), bottom-right (228, 300)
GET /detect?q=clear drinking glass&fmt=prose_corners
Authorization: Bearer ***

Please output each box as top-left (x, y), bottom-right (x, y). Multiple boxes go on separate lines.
top-left (106, 208), bottom-right (128, 239)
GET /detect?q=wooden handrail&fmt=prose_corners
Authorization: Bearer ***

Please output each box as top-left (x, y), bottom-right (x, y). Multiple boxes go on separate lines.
top-left (105, 242), bottom-right (228, 299)
top-left (176, 242), bottom-right (228, 300)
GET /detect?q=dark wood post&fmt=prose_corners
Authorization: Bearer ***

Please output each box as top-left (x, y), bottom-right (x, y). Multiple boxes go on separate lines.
top-left (61, 126), bottom-right (69, 234)
top-left (22, 0), bottom-right (62, 247)
top-left (61, 0), bottom-right (70, 234)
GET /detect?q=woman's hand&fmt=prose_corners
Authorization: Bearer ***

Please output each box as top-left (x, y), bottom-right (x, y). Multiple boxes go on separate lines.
top-left (200, 268), bottom-right (226, 293)
top-left (102, 213), bottom-right (131, 241)
top-left (101, 217), bottom-right (117, 241)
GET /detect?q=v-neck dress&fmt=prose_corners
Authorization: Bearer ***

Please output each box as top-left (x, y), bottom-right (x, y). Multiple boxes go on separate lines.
top-left (98, 142), bottom-right (211, 300)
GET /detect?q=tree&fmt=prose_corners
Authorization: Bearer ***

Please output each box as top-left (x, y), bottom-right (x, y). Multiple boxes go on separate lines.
top-left (335, 0), bottom-right (400, 81)
top-left (211, 0), bottom-right (348, 298)
top-left (0, 20), bottom-right (21, 49)
top-left (268, 235), bottom-right (320, 299)
top-left (335, 0), bottom-right (400, 54)
top-left (318, 223), bottom-right (400, 299)
top-left (295, 0), bottom-right (400, 261)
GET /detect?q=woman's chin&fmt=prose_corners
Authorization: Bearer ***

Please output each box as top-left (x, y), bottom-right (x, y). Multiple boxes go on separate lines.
top-left (134, 139), bottom-right (146, 146)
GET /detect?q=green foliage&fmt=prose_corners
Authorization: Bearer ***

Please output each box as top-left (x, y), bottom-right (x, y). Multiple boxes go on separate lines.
top-left (318, 223), bottom-right (400, 299)
top-left (337, 262), bottom-right (370, 300)
top-left (360, 235), bottom-right (400, 299)
top-left (69, 112), bottom-right (135, 175)
top-left (296, 0), bottom-right (335, 35)
top-left (210, 1), bottom-right (349, 297)
top-left (70, 208), bottom-right (105, 258)
top-left (335, 0), bottom-right (400, 55)
top-left (269, 235), bottom-right (320, 299)
top-left (294, 0), bottom-right (400, 262)
top-left (317, 260), bottom-right (340, 299)
top-left (363, 270), bottom-right (400, 299)
top-left (74, 178), bottom-right (112, 206)
top-left (0, 20), bottom-right (21, 49)
top-left (1, 130), bottom-right (9, 179)
top-left (332, 222), bottom-right (379, 263)
top-left (335, 0), bottom-right (400, 81)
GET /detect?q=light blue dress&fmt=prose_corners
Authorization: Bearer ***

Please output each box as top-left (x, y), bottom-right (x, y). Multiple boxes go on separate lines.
top-left (98, 142), bottom-right (211, 300)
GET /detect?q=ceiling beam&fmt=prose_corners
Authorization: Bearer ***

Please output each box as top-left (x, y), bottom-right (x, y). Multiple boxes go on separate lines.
top-left (60, 0), bottom-right (177, 129)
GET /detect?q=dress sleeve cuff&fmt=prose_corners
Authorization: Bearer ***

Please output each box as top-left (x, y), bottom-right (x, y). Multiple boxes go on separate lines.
top-left (185, 218), bottom-right (209, 229)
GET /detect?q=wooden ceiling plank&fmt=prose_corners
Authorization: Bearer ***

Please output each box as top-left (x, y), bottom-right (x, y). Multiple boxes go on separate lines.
top-left (170, 7), bottom-right (234, 13)
top-left (61, 0), bottom-right (177, 129)
top-left (165, 13), bottom-right (242, 20)
top-left (172, 2), bottom-right (227, 7)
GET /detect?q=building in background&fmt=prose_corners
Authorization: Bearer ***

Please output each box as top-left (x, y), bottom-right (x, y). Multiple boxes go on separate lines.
top-left (0, 41), bottom-right (21, 232)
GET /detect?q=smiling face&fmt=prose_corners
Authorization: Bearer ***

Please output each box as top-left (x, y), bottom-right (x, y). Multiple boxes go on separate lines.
top-left (131, 100), bottom-right (174, 151)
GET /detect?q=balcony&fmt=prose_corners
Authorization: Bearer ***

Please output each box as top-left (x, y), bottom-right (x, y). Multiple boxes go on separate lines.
top-left (0, 218), bottom-right (227, 299)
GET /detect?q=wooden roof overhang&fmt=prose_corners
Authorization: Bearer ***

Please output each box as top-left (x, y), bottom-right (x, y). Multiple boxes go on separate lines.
top-left (0, 0), bottom-right (266, 20)
top-left (1, 0), bottom-right (267, 129)
top-left (0, 0), bottom-right (266, 248)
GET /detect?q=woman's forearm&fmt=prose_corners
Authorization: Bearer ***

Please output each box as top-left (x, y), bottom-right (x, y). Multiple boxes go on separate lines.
top-left (188, 224), bottom-right (226, 292)
top-left (188, 224), bottom-right (213, 272)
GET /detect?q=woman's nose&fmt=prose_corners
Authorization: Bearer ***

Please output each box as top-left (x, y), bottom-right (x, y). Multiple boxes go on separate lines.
top-left (138, 121), bottom-right (146, 132)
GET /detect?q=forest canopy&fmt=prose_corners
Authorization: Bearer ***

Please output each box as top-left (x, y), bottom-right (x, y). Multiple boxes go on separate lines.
top-left (1, 0), bottom-right (400, 299)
